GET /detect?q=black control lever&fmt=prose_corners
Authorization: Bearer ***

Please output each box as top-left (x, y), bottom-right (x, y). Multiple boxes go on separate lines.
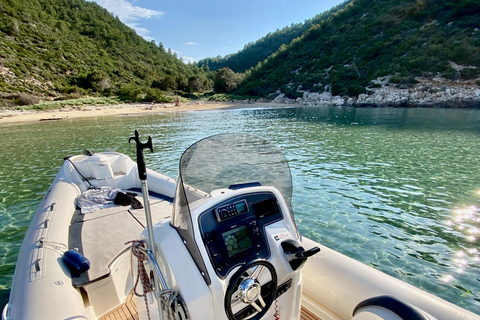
top-left (285, 247), bottom-right (320, 261)
top-left (281, 241), bottom-right (320, 271)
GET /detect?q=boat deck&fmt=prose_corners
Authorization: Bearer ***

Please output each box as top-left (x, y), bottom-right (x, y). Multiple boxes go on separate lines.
top-left (69, 190), bottom-right (173, 288)
top-left (99, 294), bottom-right (321, 320)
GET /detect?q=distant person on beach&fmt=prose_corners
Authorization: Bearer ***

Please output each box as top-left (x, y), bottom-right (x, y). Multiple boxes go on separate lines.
top-left (175, 96), bottom-right (180, 106)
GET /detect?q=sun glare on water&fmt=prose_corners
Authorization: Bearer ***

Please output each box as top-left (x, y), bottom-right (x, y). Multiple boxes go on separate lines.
top-left (443, 204), bottom-right (479, 283)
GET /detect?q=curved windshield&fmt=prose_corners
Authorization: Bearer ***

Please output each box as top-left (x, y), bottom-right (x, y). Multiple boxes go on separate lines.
top-left (172, 133), bottom-right (293, 231)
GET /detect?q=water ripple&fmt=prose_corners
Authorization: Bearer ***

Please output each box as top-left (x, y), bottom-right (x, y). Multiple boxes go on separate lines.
top-left (0, 107), bottom-right (479, 314)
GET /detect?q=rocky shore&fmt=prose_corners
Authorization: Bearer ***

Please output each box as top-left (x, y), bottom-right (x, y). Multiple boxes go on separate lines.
top-left (272, 77), bottom-right (480, 108)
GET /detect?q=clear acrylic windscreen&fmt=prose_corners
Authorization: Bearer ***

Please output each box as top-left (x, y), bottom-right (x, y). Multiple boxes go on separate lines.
top-left (172, 134), bottom-right (293, 229)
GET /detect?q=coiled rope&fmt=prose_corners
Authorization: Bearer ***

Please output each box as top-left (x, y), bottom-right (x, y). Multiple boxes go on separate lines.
top-left (274, 299), bottom-right (280, 320)
top-left (127, 240), bottom-right (189, 320)
top-left (129, 240), bottom-right (153, 320)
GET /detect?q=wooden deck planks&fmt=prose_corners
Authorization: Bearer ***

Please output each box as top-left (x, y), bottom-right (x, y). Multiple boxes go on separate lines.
top-left (100, 291), bottom-right (318, 320)
top-left (301, 305), bottom-right (322, 320)
top-left (125, 298), bottom-right (139, 320)
top-left (99, 292), bottom-right (138, 320)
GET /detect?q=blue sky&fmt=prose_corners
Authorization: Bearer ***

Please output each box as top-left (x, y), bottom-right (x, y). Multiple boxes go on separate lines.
top-left (90, 0), bottom-right (345, 63)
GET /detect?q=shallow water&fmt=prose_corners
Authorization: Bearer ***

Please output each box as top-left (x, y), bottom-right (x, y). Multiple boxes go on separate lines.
top-left (0, 106), bottom-right (479, 314)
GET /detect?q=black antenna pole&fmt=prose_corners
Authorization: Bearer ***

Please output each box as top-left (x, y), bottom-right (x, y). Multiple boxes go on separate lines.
top-left (129, 130), bottom-right (153, 181)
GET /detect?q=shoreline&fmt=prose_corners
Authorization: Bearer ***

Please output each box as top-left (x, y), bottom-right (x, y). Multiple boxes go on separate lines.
top-left (2, 95), bottom-right (479, 125)
top-left (0, 101), bottom-right (280, 124)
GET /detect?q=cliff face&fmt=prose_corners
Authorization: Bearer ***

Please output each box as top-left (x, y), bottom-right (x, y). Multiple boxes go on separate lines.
top-left (356, 78), bottom-right (480, 107)
top-left (272, 77), bottom-right (480, 108)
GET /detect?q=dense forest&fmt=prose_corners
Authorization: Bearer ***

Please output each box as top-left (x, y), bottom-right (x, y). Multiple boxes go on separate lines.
top-left (197, 1), bottom-right (349, 73)
top-left (0, 0), bottom-right (213, 103)
top-left (235, 0), bottom-right (480, 98)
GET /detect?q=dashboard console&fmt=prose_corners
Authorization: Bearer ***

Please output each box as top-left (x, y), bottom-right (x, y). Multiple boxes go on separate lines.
top-left (199, 192), bottom-right (283, 278)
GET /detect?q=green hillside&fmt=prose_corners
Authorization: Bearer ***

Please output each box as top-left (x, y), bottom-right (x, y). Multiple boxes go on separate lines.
top-left (197, 2), bottom-right (349, 73)
top-left (236, 0), bottom-right (480, 98)
top-left (2, 0), bottom-right (479, 106)
top-left (0, 0), bottom-right (212, 102)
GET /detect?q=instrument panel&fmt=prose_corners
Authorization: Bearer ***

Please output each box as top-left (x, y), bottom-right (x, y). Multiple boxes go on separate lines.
top-left (199, 192), bottom-right (283, 278)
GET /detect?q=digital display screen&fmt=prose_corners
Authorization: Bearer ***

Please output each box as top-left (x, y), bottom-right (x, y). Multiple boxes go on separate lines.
top-left (235, 201), bottom-right (248, 214)
top-left (253, 198), bottom-right (279, 219)
top-left (222, 225), bottom-right (253, 257)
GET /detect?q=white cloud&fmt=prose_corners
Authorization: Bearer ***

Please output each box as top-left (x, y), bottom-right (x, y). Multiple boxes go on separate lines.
top-left (90, 0), bottom-right (162, 38)
top-left (184, 41), bottom-right (197, 45)
top-left (170, 48), bottom-right (196, 63)
top-left (126, 23), bottom-right (154, 40)
top-left (181, 56), bottom-right (196, 64)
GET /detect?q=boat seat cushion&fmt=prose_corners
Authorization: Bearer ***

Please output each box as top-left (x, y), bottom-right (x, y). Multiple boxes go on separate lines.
top-left (69, 194), bottom-right (173, 288)
top-left (352, 307), bottom-right (403, 320)
top-left (352, 296), bottom-right (433, 320)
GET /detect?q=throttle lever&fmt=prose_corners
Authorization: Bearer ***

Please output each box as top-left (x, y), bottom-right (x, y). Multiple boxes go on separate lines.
top-left (285, 247), bottom-right (320, 261)
top-left (281, 241), bottom-right (321, 271)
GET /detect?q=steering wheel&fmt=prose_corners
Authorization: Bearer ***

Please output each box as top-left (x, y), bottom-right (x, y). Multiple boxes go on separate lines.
top-left (225, 260), bottom-right (278, 320)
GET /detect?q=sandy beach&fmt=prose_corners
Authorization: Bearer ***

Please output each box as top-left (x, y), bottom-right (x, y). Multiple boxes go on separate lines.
top-left (0, 101), bottom-right (280, 124)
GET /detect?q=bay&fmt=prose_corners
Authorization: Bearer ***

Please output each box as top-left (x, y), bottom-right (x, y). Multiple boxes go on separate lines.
top-left (0, 106), bottom-right (479, 314)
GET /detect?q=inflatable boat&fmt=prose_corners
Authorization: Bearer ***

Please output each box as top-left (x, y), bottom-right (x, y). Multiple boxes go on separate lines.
top-left (2, 132), bottom-right (479, 320)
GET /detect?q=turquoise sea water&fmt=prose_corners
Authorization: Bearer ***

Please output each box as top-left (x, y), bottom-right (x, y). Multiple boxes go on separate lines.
top-left (0, 106), bottom-right (479, 314)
